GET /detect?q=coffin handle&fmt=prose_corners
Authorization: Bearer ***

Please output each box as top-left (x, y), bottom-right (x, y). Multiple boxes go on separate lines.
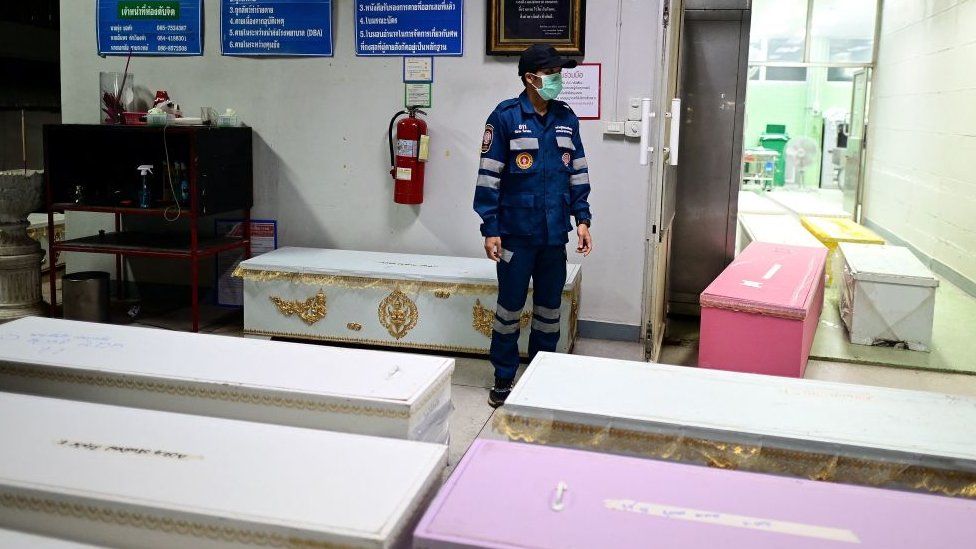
top-left (551, 481), bottom-right (568, 512)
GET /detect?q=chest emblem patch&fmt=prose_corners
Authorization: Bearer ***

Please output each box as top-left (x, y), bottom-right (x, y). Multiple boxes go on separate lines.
top-left (515, 152), bottom-right (534, 170)
top-left (481, 124), bottom-right (494, 153)
top-left (562, 152), bottom-right (571, 167)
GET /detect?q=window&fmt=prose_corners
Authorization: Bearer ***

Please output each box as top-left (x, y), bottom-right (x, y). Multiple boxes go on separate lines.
top-left (810, 0), bottom-right (877, 63)
top-left (748, 0), bottom-right (808, 63)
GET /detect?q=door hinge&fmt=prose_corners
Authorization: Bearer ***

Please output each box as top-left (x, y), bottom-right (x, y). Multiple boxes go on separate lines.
top-left (652, 224), bottom-right (657, 235)
top-left (663, 5), bottom-right (670, 29)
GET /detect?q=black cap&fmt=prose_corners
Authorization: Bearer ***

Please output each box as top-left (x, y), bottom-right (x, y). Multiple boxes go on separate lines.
top-left (518, 44), bottom-right (578, 76)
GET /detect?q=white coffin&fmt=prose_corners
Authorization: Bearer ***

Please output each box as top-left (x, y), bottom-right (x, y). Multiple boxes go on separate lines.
top-left (0, 528), bottom-right (100, 548)
top-left (839, 243), bottom-right (939, 352)
top-left (737, 190), bottom-right (787, 215)
top-left (27, 213), bottom-right (65, 271)
top-left (495, 352), bottom-right (976, 497)
top-left (0, 393), bottom-right (446, 549)
top-left (736, 213), bottom-right (826, 254)
top-left (236, 248), bottom-right (582, 356)
top-left (0, 317), bottom-right (453, 443)
top-left (765, 190), bottom-right (852, 219)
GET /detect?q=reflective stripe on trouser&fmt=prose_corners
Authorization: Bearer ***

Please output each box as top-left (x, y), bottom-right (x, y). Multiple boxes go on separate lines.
top-left (489, 245), bottom-right (567, 380)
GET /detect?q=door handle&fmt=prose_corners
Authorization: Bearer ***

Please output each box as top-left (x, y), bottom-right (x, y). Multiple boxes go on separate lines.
top-left (668, 98), bottom-right (681, 166)
top-left (639, 98), bottom-right (654, 166)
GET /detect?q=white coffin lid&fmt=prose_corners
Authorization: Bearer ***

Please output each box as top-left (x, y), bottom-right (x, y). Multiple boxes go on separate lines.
top-left (737, 191), bottom-right (787, 215)
top-left (840, 243), bottom-right (939, 288)
top-left (739, 213), bottom-right (826, 249)
top-left (28, 213), bottom-right (65, 228)
top-left (0, 529), bottom-right (98, 548)
top-left (506, 353), bottom-right (976, 462)
top-left (766, 190), bottom-right (851, 219)
top-left (0, 317), bottom-right (452, 413)
top-left (238, 247), bottom-right (581, 290)
top-left (0, 393), bottom-right (446, 546)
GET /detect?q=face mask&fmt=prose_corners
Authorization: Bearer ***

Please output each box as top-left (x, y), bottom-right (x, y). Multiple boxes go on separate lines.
top-left (530, 72), bottom-right (563, 101)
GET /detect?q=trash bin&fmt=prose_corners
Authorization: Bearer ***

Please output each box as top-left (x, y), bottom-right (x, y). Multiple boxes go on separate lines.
top-left (758, 124), bottom-right (790, 186)
top-left (63, 271), bottom-right (110, 322)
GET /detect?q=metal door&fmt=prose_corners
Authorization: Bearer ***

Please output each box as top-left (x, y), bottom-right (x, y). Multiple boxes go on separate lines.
top-left (667, 8), bottom-right (750, 315)
top-left (844, 68), bottom-right (871, 219)
top-left (643, 0), bottom-right (684, 361)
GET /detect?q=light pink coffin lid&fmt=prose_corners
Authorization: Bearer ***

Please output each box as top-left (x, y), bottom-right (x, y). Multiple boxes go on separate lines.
top-left (415, 440), bottom-right (976, 549)
top-left (701, 242), bottom-right (827, 320)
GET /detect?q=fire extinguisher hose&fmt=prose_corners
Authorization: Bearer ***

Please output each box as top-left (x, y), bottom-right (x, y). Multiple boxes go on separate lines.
top-left (388, 110), bottom-right (408, 168)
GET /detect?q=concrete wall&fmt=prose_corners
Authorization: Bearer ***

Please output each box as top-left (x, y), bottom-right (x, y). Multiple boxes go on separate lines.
top-left (59, 0), bottom-right (660, 331)
top-left (863, 0), bottom-right (976, 285)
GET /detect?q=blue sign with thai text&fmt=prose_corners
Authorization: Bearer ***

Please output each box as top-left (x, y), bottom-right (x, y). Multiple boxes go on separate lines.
top-left (222, 0), bottom-right (334, 56)
top-left (356, 1), bottom-right (463, 57)
top-left (97, 0), bottom-right (202, 56)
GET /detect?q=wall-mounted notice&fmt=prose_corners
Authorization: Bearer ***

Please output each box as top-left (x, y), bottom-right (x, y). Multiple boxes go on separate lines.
top-left (356, 1), bottom-right (463, 56)
top-left (405, 83), bottom-right (433, 108)
top-left (222, 0), bottom-right (334, 56)
top-left (557, 63), bottom-right (600, 120)
top-left (404, 57), bottom-right (434, 82)
top-left (97, 0), bottom-right (202, 56)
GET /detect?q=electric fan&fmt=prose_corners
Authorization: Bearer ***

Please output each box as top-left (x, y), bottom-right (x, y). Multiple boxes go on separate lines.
top-left (784, 136), bottom-right (820, 187)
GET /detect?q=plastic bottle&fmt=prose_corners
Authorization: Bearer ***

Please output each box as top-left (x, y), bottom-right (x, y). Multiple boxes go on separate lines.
top-left (137, 164), bottom-right (154, 208)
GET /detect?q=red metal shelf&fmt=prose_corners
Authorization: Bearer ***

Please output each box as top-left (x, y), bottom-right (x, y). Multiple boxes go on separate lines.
top-left (53, 232), bottom-right (248, 259)
top-left (51, 203), bottom-right (192, 218)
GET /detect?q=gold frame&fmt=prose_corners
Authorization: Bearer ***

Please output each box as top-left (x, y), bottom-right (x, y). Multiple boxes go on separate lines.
top-left (487, 0), bottom-right (586, 55)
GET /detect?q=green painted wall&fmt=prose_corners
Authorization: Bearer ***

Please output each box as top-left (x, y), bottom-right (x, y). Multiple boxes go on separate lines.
top-left (744, 72), bottom-right (854, 187)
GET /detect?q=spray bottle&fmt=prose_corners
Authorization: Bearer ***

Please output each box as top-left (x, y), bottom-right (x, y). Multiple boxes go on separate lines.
top-left (178, 162), bottom-right (190, 206)
top-left (137, 164), bottom-right (154, 208)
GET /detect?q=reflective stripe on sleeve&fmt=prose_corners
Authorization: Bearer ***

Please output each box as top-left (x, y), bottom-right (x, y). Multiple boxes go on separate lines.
top-left (556, 136), bottom-right (576, 150)
top-left (480, 157), bottom-right (505, 173)
top-left (477, 174), bottom-right (501, 189)
top-left (570, 173), bottom-right (590, 186)
top-left (572, 157), bottom-right (588, 170)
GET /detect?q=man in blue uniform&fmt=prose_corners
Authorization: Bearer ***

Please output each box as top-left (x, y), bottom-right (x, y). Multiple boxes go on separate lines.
top-left (473, 45), bottom-right (593, 407)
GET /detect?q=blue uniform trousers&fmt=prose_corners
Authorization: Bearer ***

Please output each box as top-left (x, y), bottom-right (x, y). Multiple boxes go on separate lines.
top-left (489, 245), bottom-right (567, 380)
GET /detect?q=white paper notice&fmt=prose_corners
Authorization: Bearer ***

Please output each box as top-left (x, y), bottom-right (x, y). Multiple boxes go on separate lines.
top-left (404, 57), bottom-right (433, 82)
top-left (405, 83), bottom-right (432, 108)
top-left (557, 63), bottom-right (601, 119)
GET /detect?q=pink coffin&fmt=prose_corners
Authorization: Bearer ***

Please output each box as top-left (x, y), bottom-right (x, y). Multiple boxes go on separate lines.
top-left (699, 241), bottom-right (827, 377)
top-left (415, 440), bottom-right (976, 549)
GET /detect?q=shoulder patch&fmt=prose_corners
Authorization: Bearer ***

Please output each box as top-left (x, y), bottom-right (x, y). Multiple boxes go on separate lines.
top-left (481, 124), bottom-right (494, 153)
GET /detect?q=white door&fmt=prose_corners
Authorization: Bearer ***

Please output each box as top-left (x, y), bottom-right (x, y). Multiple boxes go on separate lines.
top-left (642, 0), bottom-right (684, 361)
top-left (844, 68), bottom-right (871, 219)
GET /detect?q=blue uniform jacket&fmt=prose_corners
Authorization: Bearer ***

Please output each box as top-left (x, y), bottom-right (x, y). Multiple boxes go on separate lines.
top-left (473, 92), bottom-right (592, 247)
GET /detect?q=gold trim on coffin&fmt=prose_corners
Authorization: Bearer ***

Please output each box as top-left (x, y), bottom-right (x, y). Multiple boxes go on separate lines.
top-left (493, 413), bottom-right (976, 498)
top-left (0, 364), bottom-right (414, 419)
top-left (378, 288), bottom-right (418, 339)
top-left (472, 299), bottom-right (531, 338)
top-left (233, 267), bottom-right (574, 298)
top-left (270, 290), bottom-right (327, 325)
top-left (0, 492), bottom-right (350, 548)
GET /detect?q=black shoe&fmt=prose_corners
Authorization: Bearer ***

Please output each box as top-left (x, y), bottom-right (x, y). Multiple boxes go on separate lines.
top-left (488, 376), bottom-right (514, 408)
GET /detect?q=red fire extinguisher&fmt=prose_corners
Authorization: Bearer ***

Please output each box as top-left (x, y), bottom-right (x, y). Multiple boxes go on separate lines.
top-left (388, 106), bottom-right (429, 204)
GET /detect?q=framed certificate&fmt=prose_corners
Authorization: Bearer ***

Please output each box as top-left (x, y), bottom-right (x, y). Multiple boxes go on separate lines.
top-left (487, 0), bottom-right (586, 56)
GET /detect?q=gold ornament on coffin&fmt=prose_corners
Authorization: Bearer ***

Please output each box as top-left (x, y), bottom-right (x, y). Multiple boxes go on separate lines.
top-left (378, 287), bottom-right (418, 339)
top-left (346, 322), bottom-right (363, 332)
top-left (472, 299), bottom-right (532, 338)
top-left (269, 290), bottom-right (327, 325)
